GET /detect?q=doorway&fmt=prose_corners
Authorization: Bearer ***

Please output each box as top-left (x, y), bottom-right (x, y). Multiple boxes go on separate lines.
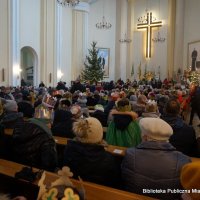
top-left (20, 46), bottom-right (38, 86)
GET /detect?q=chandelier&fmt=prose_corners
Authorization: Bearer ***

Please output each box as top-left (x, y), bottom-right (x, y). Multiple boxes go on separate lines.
top-left (119, 33), bottom-right (132, 43)
top-left (152, 31), bottom-right (165, 43)
top-left (57, 0), bottom-right (80, 7)
top-left (96, 16), bottom-right (112, 30)
top-left (138, 9), bottom-right (157, 23)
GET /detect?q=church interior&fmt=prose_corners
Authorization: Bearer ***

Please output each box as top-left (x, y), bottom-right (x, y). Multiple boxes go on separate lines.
top-left (0, 0), bottom-right (199, 87)
top-left (0, 0), bottom-right (200, 200)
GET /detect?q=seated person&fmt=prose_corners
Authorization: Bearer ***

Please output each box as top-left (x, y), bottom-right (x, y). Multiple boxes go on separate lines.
top-left (51, 99), bottom-right (74, 138)
top-left (162, 99), bottom-right (198, 157)
top-left (121, 118), bottom-right (191, 200)
top-left (12, 116), bottom-right (58, 172)
top-left (1, 100), bottom-right (23, 128)
top-left (106, 98), bottom-right (141, 147)
top-left (63, 117), bottom-right (121, 188)
top-left (139, 100), bottom-right (160, 119)
top-left (131, 94), bottom-right (147, 117)
top-left (91, 104), bottom-right (107, 127)
top-left (17, 94), bottom-right (34, 118)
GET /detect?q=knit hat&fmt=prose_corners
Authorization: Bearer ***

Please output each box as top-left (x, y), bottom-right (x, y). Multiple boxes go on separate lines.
top-left (73, 117), bottom-right (103, 144)
top-left (3, 100), bottom-right (18, 112)
top-left (139, 118), bottom-right (173, 141)
top-left (180, 162), bottom-right (200, 200)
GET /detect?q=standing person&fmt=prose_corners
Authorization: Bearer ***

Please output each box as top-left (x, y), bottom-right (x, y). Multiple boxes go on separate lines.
top-left (189, 86), bottom-right (200, 126)
top-left (121, 118), bottom-right (191, 200)
top-left (191, 48), bottom-right (198, 71)
top-left (21, 78), bottom-right (27, 87)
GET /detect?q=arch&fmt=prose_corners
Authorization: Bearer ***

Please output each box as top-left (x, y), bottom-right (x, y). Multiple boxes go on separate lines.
top-left (20, 46), bottom-right (38, 86)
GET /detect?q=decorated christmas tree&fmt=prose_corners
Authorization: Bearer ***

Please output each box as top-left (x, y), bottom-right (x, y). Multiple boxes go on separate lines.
top-left (81, 41), bottom-right (104, 84)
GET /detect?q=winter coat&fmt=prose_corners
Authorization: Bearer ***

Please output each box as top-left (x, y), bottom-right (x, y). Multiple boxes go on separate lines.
top-left (63, 140), bottom-right (121, 188)
top-left (51, 110), bottom-right (75, 138)
top-left (162, 114), bottom-right (198, 157)
top-left (1, 112), bottom-right (23, 128)
top-left (106, 114), bottom-right (141, 147)
top-left (91, 110), bottom-right (107, 127)
top-left (12, 118), bottom-right (58, 171)
top-left (121, 141), bottom-right (191, 200)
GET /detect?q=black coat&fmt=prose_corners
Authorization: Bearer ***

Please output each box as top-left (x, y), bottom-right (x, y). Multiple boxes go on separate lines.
top-left (63, 140), bottom-right (121, 188)
top-left (162, 114), bottom-right (198, 157)
top-left (51, 110), bottom-right (75, 138)
top-left (91, 110), bottom-right (107, 127)
top-left (1, 112), bottom-right (23, 128)
top-left (12, 119), bottom-right (58, 171)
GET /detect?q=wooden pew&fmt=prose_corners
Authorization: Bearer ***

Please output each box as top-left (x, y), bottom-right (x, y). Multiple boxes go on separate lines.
top-left (54, 136), bottom-right (126, 157)
top-left (4, 128), bottom-right (200, 159)
top-left (0, 159), bottom-right (156, 200)
top-left (191, 157), bottom-right (200, 162)
top-left (4, 128), bottom-right (13, 136)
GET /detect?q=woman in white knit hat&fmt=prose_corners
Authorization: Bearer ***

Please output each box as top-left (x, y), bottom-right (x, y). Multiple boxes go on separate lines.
top-left (63, 117), bottom-right (121, 188)
top-left (121, 118), bottom-right (191, 200)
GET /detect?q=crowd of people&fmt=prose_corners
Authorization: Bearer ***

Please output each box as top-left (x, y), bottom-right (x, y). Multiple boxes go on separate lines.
top-left (0, 78), bottom-right (200, 200)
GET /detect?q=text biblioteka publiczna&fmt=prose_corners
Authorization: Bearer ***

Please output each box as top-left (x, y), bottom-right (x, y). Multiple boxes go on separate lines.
top-left (143, 189), bottom-right (200, 194)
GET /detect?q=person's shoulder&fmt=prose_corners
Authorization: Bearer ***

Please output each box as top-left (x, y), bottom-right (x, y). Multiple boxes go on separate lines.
top-left (125, 147), bottom-right (136, 156)
top-left (175, 150), bottom-right (191, 163)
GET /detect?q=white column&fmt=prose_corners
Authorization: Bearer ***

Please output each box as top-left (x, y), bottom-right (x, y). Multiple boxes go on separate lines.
top-left (115, 0), bottom-right (129, 81)
top-left (174, 0), bottom-right (185, 73)
top-left (127, 0), bottom-right (135, 80)
top-left (55, 3), bottom-right (62, 83)
top-left (120, 0), bottom-right (128, 81)
top-left (72, 3), bottom-right (89, 81)
top-left (11, 0), bottom-right (21, 86)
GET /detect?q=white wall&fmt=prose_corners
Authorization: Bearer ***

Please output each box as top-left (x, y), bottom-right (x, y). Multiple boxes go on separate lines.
top-left (88, 0), bottom-right (116, 81)
top-left (19, 0), bottom-right (40, 86)
top-left (132, 0), bottom-right (168, 81)
top-left (183, 0), bottom-right (200, 69)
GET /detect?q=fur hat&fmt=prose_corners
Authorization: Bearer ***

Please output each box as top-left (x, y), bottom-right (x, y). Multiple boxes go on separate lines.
top-left (180, 162), bottom-right (200, 200)
top-left (3, 100), bottom-right (18, 112)
top-left (139, 118), bottom-right (173, 141)
top-left (73, 117), bottom-right (103, 144)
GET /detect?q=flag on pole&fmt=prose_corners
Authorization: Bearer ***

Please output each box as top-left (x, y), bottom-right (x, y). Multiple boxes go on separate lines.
top-left (138, 61), bottom-right (142, 80)
top-left (144, 63), bottom-right (147, 75)
top-left (131, 64), bottom-right (134, 76)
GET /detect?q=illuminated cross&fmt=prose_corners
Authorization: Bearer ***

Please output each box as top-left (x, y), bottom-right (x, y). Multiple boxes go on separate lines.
top-left (137, 12), bottom-right (162, 58)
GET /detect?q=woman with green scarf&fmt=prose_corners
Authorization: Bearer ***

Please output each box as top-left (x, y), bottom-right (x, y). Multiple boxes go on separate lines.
top-left (106, 98), bottom-right (141, 147)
